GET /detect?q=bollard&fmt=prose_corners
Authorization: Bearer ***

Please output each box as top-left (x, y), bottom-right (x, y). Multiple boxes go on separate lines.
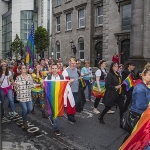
top-left (0, 101), bottom-right (2, 150)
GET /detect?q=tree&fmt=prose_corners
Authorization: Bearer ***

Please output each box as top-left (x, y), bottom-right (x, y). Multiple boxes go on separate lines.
top-left (10, 34), bottom-right (24, 60)
top-left (34, 26), bottom-right (49, 54)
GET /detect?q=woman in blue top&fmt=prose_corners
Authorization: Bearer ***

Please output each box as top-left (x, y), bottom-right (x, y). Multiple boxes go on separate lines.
top-left (81, 60), bottom-right (93, 101)
top-left (125, 64), bottom-right (150, 149)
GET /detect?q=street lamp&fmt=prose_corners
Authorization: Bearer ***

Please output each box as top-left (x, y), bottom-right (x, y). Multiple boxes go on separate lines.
top-left (70, 40), bottom-right (77, 57)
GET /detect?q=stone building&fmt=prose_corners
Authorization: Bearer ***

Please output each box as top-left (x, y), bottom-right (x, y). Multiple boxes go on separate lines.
top-left (52, 0), bottom-right (150, 68)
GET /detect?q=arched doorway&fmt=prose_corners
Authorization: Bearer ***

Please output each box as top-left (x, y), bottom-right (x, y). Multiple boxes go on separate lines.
top-left (121, 39), bottom-right (130, 64)
top-left (95, 41), bottom-right (102, 66)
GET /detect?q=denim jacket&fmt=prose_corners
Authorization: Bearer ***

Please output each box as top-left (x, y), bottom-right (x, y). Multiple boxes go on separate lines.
top-left (130, 82), bottom-right (150, 114)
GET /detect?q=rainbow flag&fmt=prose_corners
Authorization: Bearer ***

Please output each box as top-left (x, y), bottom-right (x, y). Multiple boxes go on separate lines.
top-left (120, 105), bottom-right (150, 150)
top-left (26, 23), bottom-right (34, 69)
top-left (92, 80), bottom-right (106, 98)
top-left (79, 78), bottom-right (86, 88)
top-left (123, 74), bottom-right (134, 91)
top-left (44, 80), bottom-right (68, 118)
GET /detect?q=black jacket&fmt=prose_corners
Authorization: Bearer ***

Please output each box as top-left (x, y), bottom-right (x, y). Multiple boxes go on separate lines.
top-left (102, 73), bottom-right (120, 107)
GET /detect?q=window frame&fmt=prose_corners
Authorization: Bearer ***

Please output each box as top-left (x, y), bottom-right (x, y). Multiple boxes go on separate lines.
top-left (56, 16), bottom-right (60, 32)
top-left (78, 38), bottom-right (84, 60)
top-left (122, 4), bottom-right (131, 31)
top-left (56, 0), bottom-right (61, 6)
top-left (78, 9), bottom-right (85, 28)
top-left (97, 6), bottom-right (103, 26)
top-left (56, 41), bottom-right (60, 59)
top-left (66, 13), bottom-right (72, 30)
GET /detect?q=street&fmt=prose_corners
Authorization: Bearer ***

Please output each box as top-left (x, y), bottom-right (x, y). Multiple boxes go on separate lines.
top-left (2, 89), bottom-right (128, 150)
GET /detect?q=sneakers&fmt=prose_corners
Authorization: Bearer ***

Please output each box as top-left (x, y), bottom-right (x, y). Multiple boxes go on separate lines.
top-left (93, 108), bottom-right (100, 114)
top-left (48, 116), bottom-right (54, 125)
top-left (107, 110), bottom-right (115, 114)
top-left (89, 99), bottom-right (94, 102)
top-left (55, 130), bottom-right (61, 136)
top-left (9, 111), bottom-right (18, 116)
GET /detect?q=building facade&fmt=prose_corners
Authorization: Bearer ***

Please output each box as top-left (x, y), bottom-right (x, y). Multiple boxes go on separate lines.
top-left (0, 0), bottom-right (52, 59)
top-left (51, 0), bottom-right (150, 67)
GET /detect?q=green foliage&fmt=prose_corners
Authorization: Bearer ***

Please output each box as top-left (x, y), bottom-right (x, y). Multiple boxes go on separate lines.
top-left (10, 34), bottom-right (24, 59)
top-left (34, 26), bottom-right (49, 53)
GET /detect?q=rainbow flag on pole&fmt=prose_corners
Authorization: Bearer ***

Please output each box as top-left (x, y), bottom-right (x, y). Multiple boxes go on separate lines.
top-left (120, 105), bottom-right (150, 150)
top-left (44, 80), bottom-right (68, 118)
top-left (26, 23), bottom-right (34, 69)
top-left (92, 80), bottom-right (106, 98)
top-left (123, 74), bottom-right (134, 91)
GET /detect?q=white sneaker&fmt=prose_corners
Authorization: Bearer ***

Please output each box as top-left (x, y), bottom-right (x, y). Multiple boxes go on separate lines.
top-left (9, 111), bottom-right (18, 116)
top-left (93, 108), bottom-right (100, 114)
top-left (107, 110), bottom-right (115, 114)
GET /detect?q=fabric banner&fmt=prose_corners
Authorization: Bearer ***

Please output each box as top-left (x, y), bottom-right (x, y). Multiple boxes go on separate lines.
top-left (92, 80), bottom-right (106, 98)
top-left (44, 80), bottom-right (68, 118)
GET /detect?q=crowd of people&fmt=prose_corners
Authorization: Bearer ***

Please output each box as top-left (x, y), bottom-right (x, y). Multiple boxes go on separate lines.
top-left (0, 56), bottom-right (150, 149)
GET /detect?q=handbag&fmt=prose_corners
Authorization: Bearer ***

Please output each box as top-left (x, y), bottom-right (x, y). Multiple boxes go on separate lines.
top-left (121, 109), bottom-right (141, 134)
top-left (92, 80), bottom-right (106, 98)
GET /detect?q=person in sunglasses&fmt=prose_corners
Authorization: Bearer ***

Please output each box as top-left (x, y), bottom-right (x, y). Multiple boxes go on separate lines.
top-left (0, 62), bottom-right (18, 118)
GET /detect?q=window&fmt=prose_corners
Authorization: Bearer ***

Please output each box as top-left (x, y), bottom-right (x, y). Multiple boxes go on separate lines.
top-left (122, 4), bottom-right (131, 30)
top-left (66, 13), bottom-right (72, 30)
top-left (2, 15), bottom-right (12, 59)
top-left (97, 6), bottom-right (103, 25)
top-left (56, 0), bottom-right (61, 6)
top-left (78, 9), bottom-right (85, 28)
top-left (20, 11), bottom-right (38, 46)
top-left (56, 41), bottom-right (60, 59)
top-left (56, 16), bottom-right (60, 32)
top-left (78, 37), bottom-right (84, 59)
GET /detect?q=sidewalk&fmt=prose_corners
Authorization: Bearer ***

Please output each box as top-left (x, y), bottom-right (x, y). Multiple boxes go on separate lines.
top-left (3, 142), bottom-right (37, 150)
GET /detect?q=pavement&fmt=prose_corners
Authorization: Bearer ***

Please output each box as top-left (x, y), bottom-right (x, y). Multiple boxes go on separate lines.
top-left (2, 89), bottom-right (128, 150)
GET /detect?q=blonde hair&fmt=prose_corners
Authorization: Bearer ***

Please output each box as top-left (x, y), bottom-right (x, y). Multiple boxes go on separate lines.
top-left (141, 63), bottom-right (150, 75)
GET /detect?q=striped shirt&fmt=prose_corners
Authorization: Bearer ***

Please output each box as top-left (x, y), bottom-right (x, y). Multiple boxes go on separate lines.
top-left (15, 74), bottom-right (35, 102)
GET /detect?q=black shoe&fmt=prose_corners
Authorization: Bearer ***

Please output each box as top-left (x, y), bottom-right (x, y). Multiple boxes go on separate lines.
top-left (98, 115), bottom-right (105, 124)
top-left (55, 130), bottom-right (61, 136)
top-left (68, 118), bottom-right (76, 123)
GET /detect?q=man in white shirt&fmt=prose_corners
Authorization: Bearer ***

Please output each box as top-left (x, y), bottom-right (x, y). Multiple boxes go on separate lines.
top-left (45, 63), bottom-right (64, 136)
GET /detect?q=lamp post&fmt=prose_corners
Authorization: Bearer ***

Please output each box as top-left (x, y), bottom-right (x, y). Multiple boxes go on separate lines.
top-left (70, 40), bottom-right (77, 57)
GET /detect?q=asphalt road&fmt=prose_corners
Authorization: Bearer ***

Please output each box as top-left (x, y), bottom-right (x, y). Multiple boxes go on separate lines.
top-left (2, 89), bottom-right (128, 150)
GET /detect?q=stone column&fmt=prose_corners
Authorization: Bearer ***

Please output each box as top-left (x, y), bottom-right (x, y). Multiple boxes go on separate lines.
top-left (143, 0), bottom-right (150, 59)
top-left (130, 0), bottom-right (144, 58)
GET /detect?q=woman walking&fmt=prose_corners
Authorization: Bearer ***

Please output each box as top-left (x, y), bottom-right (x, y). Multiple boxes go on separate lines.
top-left (0, 62), bottom-right (17, 118)
top-left (81, 60), bottom-right (93, 101)
top-left (15, 65), bottom-right (40, 129)
top-left (98, 62), bottom-right (122, 124)
top-left (31, 64), bottom-right (47, 118)
top-left (122, 62), bottom-right (136, 113)
top-left (93, 60), bottom-right (107, 114)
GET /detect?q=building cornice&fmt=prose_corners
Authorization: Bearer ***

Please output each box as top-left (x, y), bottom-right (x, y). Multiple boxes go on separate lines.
top-left (63, 7), bottom-right (74, 14)
top-left (115, 0), bottom-right (131, 12)
top-left (94, 0), bottom-right (103, 6)
top-left (75, 3), bottom-right (87, 10)
top-left (53, 11), bottom-right (62, 17)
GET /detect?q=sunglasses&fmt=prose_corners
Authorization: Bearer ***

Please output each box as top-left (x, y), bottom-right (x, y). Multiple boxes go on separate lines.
top-left (2, 64), bottom-right (7, 67)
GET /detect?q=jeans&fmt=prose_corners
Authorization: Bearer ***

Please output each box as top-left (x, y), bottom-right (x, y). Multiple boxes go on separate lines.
top-left (72, 92), bottom-right (78, 106)
top-left (50, 115), bottom-right (59, 131)
top-left (19, 101), bottom-right (33, 121)
top-left (0, 89), bottom-right (15, 112)
top-left (84, 80), bottom-right (92, 100)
